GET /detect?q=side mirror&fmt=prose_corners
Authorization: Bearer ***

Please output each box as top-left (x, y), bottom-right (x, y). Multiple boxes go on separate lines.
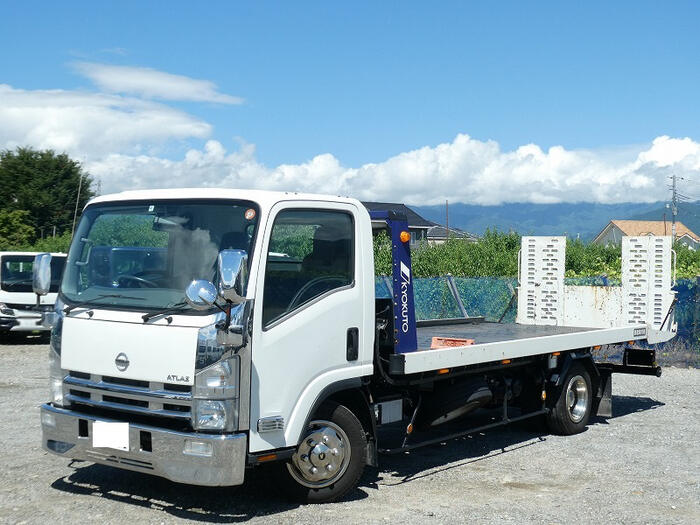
top-left (33, 253), bottom-right (52, 296)
top-left (217, 249), bottom-right (248, 305)
top-left (185, 279), bottom-right (218, 310)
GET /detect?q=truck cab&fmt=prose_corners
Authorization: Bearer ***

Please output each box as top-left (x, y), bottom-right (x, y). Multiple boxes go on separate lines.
top-left (40, 189), bottom-right (375, 499)
top-left (0, 251), bottom-right (66, 336)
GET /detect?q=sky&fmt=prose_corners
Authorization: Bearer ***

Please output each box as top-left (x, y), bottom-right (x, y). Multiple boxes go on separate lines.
top-left (1, 1), bottom-right (699, 205)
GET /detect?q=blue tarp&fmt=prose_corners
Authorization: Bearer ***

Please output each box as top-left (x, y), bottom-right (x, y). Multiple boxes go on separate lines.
top-left (377, 276), bottom-right (699, 347)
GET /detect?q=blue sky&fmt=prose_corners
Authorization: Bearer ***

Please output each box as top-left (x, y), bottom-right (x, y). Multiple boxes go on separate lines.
top-left (1, 1), bottom-right (699, 204)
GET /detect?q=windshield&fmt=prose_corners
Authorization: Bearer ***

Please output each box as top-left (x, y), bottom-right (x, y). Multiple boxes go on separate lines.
top-left (61, 199), bottom-right (259, 311)
top-left (1, 255), bottom-right (66, 293)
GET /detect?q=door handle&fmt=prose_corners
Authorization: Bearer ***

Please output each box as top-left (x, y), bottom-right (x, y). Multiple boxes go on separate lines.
top-left (346, 327), bottom-right (359, 361)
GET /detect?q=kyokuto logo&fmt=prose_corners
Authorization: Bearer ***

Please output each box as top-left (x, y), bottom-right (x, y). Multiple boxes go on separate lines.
top-left (400, 261), bottom-right (411, 333)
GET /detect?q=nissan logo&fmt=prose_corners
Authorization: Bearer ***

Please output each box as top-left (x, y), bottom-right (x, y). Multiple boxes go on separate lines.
top-left (115, 352), bottom-right (130, 372)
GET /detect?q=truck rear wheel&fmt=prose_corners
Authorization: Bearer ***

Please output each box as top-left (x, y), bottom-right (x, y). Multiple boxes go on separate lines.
top-left (546, 363), bottom-right (592, 435)
top-left (282, 402), bottom-right (367, 503)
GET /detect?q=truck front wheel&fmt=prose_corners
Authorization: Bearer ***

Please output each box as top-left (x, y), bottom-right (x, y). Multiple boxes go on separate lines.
top-left (546, 363), bottom-right (592, 435)
top-left (282, 402), bottom-right (367, 503)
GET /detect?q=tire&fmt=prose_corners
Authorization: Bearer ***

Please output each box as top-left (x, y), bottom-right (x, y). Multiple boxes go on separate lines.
top-left (281, 402), bottom-right (367, 503)
top-left (546, 362), bottom-right (592, 435)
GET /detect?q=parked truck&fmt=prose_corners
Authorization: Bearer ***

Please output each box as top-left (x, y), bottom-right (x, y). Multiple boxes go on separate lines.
top-left (0, 251), bottom-right (66, 337)
top-left (37, 189), bottom-right (676, 503)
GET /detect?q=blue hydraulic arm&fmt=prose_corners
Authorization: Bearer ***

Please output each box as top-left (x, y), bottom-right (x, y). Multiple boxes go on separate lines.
top-left (369, 210), bottom-right (418, 353)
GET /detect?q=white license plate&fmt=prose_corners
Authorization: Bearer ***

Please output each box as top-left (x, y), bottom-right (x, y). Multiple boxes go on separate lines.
top-left (92, 421), bottom-right (130, 451)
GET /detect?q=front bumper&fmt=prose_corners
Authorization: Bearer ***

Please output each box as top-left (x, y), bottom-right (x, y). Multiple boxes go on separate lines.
top-left (0, 312), bottom-right (44, 332)
top-left (40, 404), bottom-right (247, 486)
top-left (0, 317), bottom-right (19, 331)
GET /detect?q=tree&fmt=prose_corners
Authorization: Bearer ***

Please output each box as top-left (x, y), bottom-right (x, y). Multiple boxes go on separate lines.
top-left (0, 209), bottom-right (34, 250)
top-left (0, 147), bottom-right (94, 242)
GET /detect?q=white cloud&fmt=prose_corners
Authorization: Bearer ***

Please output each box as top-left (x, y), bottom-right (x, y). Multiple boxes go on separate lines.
top-left (0, 84), bottom-right (210, 157)
top-left (1, 76), bottom-right (698, 206)
top-left (85, 134), bottom-right (700, 206)
top-left (73, 62), bottom-right (243, 104)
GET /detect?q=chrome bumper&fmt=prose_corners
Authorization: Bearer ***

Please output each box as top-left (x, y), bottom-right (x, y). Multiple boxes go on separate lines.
top-left (40, 404), bottom-right (247, 486)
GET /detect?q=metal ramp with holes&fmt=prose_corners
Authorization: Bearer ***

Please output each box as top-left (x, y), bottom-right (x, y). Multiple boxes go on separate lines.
top-left (517, 236), bottom-right (676, 335)
top-left (517, 236), bottom-right (566, 326)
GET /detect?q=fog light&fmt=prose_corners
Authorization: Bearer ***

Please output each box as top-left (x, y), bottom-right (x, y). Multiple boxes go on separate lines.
top-left (184, 440), bottom-right (213, 457)
top-left (41, 412), bottom-right (56, 428)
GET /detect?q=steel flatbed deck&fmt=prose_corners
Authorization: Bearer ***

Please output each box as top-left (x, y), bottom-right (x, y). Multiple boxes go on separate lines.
top-left (392, 320), bottom-right (649, 375)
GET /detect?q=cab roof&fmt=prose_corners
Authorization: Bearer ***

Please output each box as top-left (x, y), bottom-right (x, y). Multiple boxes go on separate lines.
top-left (86, 188), bottom-right (361, 210)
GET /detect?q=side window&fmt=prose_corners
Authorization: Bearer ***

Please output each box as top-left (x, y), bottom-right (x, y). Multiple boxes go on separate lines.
top-left (262, 209), bottom-right (354, 326)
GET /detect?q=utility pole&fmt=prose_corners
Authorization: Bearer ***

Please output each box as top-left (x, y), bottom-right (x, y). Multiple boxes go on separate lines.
top-left (445, 199), bottom-right (449, 240)
top-left (671, 173), bottom-right (678, 241)
top-left (663, 212), bottom-right (667, 235)
top-left (71, 174), bottom-right (84, 239)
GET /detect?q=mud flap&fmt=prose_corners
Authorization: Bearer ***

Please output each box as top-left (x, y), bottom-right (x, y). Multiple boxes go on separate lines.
top-left (595, 370), bottom-right (613, 418)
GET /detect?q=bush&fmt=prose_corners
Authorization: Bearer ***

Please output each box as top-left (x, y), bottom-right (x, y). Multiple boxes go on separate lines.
top-left (374, 230), bottom-right (700, 279)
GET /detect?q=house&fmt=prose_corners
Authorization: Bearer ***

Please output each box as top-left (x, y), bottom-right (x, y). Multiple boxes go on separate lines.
top-left (362, 202), bottom-right (480, 247)
top-left (426, 225), bottom-right (479, 244)
top-left (593, 220), bottom-right (700, 250)
top-left (362, 202), bottom-right (435, 247)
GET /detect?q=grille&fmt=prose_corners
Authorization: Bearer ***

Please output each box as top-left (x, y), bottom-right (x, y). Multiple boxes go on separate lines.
top-left (64, 372), bottom-right (192, 421)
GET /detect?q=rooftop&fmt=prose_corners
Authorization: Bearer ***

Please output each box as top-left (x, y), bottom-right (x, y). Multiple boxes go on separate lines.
top-left (361, 202), bottom-right (435, 228)
top-left (609, 220), bottom-right (700, 241)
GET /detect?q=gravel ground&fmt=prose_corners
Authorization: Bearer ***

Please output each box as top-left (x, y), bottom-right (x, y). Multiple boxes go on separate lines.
top-left (0, 338), bottom-right (698, 525)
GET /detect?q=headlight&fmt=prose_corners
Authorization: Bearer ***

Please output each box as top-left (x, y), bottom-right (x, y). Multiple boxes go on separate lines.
top-left (192, 358), bottom-right (238, 431)
top-left (0, 303), bottom-right (13, 316)
top-left (192, 400), bottom-right (232, 431)
top-left (49, 299), bottom-right (64, 356)
top-left (192, 322), bottom-right (239, 431)
top-left (49, 347), bottom-right (67, 406)
top-left (48, 299), bottom-right (66, 406)
top-left (194, 359), bottom-right (238, 398)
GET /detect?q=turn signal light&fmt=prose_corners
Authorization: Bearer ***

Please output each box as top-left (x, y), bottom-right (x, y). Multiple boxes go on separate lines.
top-left (400, 231), bottom-right (410, 243)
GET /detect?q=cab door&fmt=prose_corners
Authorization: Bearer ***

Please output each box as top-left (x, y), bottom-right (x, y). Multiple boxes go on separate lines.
top-left (249, 201), bottom-right (372, 452)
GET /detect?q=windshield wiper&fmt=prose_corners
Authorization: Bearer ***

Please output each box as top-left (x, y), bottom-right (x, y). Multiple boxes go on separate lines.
top-left (4, 280), bottom-right (33, 289)
top-left (142, 301), bottom-right (188, 322)
top-left (64, 294), bottom-right (146, 314)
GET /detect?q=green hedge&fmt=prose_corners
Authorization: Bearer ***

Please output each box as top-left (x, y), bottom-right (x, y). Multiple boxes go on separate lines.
top-left (374, 231), bottom-right (700, 279)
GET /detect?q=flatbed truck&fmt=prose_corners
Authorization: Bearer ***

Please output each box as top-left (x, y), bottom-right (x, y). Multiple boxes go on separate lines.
top-left (37, 189), bottom-right (676, 502)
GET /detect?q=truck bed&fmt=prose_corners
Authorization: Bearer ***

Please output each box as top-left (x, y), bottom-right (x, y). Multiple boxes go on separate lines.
top-left (417, 321), bottom-right (597, 348)
top-left (393, 320), bottom-right (648, 375)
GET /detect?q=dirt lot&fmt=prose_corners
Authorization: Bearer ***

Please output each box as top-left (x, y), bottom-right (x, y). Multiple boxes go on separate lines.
top-left (0, 338), bottom-right (698, 524)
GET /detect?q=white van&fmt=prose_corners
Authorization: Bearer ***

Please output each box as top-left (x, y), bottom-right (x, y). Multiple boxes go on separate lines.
top-left (0, 251), bottom-right (66, 336)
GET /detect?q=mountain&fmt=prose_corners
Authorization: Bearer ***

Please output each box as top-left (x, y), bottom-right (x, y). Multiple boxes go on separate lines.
top-left (630, 202), bottom-right (700, 235)
top-left (411, 201), bottom-right (700, 240)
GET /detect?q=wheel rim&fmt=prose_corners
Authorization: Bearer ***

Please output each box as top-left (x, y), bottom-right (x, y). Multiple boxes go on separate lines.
top-left (287, 420), bottom-right (351, 488)
top-left (565, 374), bottom-right (589, 423)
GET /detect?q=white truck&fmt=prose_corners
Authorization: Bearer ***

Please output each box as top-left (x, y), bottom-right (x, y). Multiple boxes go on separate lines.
top-left (0, 251), bottom-right (66, 337)
top-left (37, 189), bottom-right (676, 503)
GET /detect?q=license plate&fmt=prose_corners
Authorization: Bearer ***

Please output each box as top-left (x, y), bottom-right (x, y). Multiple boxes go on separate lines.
top-left (92, 421), bottom-right (130, 451)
